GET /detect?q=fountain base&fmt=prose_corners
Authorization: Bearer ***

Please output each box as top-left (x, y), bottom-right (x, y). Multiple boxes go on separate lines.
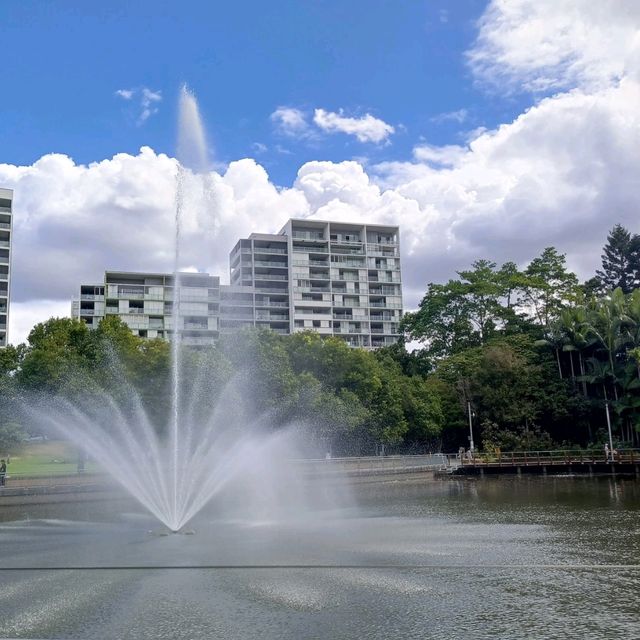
top-left (149, 528), bottom-right (196, 536)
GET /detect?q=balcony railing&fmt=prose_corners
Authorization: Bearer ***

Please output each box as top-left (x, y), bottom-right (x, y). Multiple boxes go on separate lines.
top-left (254, 260), bottom-right (288, 268)
top-left (292, 246), bottom-right (329, 254)
top-left (254, 286), bottom-right (289, 293)
top-left (292, 232), bottom-right (325, 241)
top-left (293, 259), bottom-right (329, 267)
top-left (254, 247), bottom-right (287, 254)
top-left (0, 223), bottom-right (10, 229)
top-left (254, 274), bottom-right (288, 281)
top-left (256, 314), bottom-right (289, 321)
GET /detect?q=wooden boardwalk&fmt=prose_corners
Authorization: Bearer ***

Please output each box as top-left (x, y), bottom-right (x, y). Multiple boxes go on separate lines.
top-left (452, 449), bottom-right (640, 476)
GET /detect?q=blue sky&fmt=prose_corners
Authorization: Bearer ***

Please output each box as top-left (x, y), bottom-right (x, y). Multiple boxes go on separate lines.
top-left (2, 0), bottom-right (530, 185)
top-left (1, 0), bottom-right (639, 343)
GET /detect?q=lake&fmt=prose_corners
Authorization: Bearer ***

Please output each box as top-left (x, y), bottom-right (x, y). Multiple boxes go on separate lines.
top-left (0, 475), bottom-right (638, 639)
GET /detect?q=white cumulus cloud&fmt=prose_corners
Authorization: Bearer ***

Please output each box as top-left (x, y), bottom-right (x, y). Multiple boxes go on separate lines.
top-left (270, 107), bottom-right (311, 138)
top-left (468, 0), bottom-right (640, 92)
top-left (2, 0), bottom-right (639, 345)
top-left (313, 109), bottom-right (395, 143)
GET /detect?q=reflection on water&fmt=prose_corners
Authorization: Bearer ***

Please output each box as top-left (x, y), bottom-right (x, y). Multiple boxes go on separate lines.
top-left (0, 476), bottom-right (638, 639)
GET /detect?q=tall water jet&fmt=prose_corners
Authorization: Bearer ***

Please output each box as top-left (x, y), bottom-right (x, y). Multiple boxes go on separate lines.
top-left (171, 84), bottom-right (213, 530)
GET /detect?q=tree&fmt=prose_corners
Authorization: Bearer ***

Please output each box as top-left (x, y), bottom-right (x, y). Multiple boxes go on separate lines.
top-left (403, 259), bottom-right (512, 359)
top-left (17, 318), bottom-right (96, 392)
top-left (520, 247), bottom-right (579, 328)
top-left (595, 224), bottom-right (640, 294)
top-left (0, 422), bottom-right (26, 454)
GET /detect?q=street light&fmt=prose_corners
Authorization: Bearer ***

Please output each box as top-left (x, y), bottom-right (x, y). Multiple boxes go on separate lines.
top-left (604, 394), bottom-right (614, 462)
top-left (467, 401), bottom-right (475, 455)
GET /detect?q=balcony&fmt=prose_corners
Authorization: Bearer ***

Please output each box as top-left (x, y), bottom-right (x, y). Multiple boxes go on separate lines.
top-left (255, 286), bottom-right (289, 293)
top-left (254, 274), bottom-right (288, 281)
top-left (293, 259), bottom-right (328, 267)
top-left (330, 245), bottom-right (364, 255)
top-left (294, 286), bottom-right (330, 294)
top-left (366, 244), bottom-right (399, 256)
top-left (254, 260), bottom-right (287, 268)
top-left (292, 245), bottom-right (328, 254)
top-left (254, 247), bottom-right (287, 255)
top-left (334, 276), bottom-right (368, 282)
top-left (127, 308), bottom-right (145, 315)
top-left (256, 313), bottom-right (289, 321)
top-left (183, 323), bottom-right (210, 330)
top-left (0, 223), bottom-right (10, 229)
top-left (292, 231), bottom-right (325, 241)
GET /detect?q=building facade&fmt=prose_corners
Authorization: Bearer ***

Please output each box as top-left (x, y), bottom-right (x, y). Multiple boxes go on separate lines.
top-left (0, 188), bottom-right (13, 347)
top-left (74, 219), bottom-right (402, 349)
top-left (229, 220), bottom-right (402, 348)
top-left (72, 271), bottom-right (220, 346)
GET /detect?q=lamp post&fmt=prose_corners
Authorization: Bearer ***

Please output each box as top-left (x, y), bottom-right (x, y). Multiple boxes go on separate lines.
top-left (604, 393), bottom-right (614, 462)
top-left (467, 401), bottom-right (475, 455)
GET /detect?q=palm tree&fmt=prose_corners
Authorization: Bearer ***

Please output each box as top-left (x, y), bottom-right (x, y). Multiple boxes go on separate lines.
top-left (582, 288), bottom-right (629, 401)
top-left (560, 307), bottom-right (590, 393)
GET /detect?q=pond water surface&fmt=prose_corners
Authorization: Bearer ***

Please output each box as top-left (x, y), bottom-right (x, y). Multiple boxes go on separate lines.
top-left (0, 475), bottom-right (638, 639)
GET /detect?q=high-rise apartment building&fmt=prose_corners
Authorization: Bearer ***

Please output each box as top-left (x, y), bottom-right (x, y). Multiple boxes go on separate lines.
top-left (229, 220), bottom-right (402, 348)
top-left (0, 188), bottom-right (13, 347)
top-left (72, 271), bottom-right (220, 346)
top-left (73, 219), bottom-right (402, 349)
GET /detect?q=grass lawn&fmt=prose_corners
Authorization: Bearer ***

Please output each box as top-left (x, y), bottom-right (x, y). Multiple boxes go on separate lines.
top-left (5, 440), bottom-right (99, 477)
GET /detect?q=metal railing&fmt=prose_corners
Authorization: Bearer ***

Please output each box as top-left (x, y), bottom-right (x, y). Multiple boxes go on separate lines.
top-left (460, 449), bottom-right (640, 466)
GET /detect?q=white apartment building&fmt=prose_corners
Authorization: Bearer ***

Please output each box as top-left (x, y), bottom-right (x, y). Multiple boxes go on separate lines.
top-left (0, 188), bottom-right (13, 347)
top-left (74, 219), bottom-right (402, 349)
top-left (73, 271), bottom-right (220, 346)
top-left (229, 220), bottom-right (402, 348)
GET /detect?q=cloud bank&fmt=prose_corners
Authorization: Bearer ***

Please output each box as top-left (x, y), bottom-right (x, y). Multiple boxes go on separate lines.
top-left (2, 0), bottom-right (639, 344)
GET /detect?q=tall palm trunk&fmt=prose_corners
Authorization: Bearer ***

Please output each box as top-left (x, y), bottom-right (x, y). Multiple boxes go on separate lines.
top-left (569, 351), bottom-right (576, 386)
top-left (579, 352), bottom-right (587, 396)
top-left (555, 349), bottom-right (563, 379)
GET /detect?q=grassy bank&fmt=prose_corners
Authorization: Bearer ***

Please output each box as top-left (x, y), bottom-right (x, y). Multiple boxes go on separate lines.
top-left (4, 440), bottom-right (98, 477)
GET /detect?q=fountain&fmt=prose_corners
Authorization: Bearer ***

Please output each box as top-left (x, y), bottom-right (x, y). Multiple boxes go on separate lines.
top-left (22, 86), bottom-right (313, 532)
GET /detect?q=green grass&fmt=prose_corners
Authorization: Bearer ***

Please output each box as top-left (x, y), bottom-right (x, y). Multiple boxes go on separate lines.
top-left (5, 440), bottom-right (99, 477)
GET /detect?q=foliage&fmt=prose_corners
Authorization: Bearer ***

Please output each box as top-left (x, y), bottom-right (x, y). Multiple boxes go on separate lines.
top-left (0, 421), bottom-right (26, 453)
top-left (595, 224), bottom-right (640, 294)
top-left (3, 225), bottom-right (640, 454)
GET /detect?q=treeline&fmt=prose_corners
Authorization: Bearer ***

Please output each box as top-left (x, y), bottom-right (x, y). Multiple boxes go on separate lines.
top-left (402, 224), bottom-right (640, 451)
top-left (0, 317), bottom-right (443, 455)
top-left (1, 224), bottom-right (639, 454)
